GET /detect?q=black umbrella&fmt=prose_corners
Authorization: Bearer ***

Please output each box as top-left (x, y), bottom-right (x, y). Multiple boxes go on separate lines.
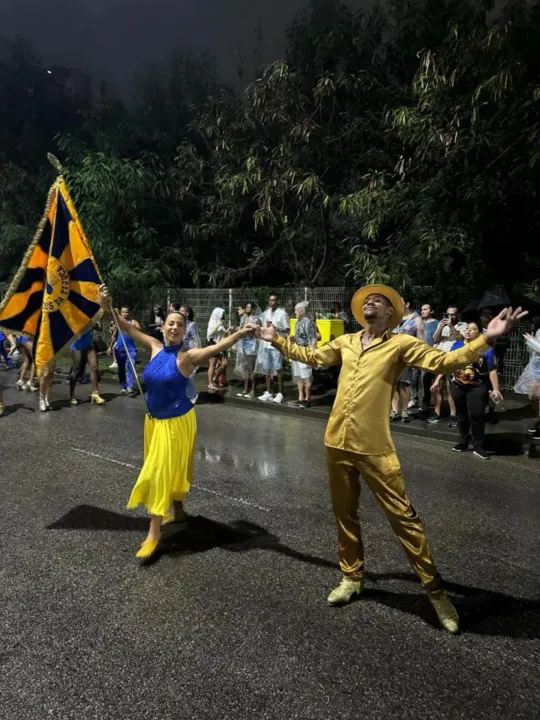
top-left (463, 290), bottom-right (540, 321)
top-left (463, 290), bottom-right (511, 315)
top-left (508, 293), bottom-right (540, 317)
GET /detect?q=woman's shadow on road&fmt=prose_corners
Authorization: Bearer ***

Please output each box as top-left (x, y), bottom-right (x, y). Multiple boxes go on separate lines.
top-left (47, 505), bottom-right (335, 572)
top-left (48, 505), bottom-right (539, 639)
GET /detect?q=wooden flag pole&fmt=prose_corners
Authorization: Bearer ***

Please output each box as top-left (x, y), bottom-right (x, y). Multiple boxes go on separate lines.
top-left (107, 299), bottom-right (152, 418)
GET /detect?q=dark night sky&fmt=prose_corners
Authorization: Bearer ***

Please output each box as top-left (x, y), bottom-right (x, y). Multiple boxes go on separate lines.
top-left (0, 0), bottom-right (324, 91)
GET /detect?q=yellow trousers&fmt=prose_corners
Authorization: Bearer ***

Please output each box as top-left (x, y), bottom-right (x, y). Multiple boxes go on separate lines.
top-left (326, 447), bottom-right (442, 592)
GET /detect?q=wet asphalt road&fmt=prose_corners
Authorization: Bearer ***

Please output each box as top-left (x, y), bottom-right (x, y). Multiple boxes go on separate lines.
top-left (1, 380), bottom-right (539, 719)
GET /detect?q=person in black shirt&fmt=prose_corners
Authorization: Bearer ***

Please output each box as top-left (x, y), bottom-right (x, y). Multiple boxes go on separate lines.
top-left (431, 320), bottom-right (502, 459)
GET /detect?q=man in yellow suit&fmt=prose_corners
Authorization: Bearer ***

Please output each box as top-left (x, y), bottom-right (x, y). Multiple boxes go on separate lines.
top-left (257, 285), bottom-right (525, 633)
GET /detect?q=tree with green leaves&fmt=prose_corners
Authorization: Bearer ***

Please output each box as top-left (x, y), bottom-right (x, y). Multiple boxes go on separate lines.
top-left (341, 0), bottom-right (540, 302)
top-left (2, 0), bottom-right (539, 307)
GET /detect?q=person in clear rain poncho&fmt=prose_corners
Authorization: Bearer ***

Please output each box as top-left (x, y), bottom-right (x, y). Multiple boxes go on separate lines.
top-left (235, 302), bottom-right (262, 398)
top-left (289, 301), bottom-right (318, 408)
top-left (514, 317), bottom-right (540, 440)
top-left (207, 307), bottom-right (229, 390)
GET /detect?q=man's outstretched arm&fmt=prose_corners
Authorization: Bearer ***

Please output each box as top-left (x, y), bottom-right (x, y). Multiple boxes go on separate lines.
top-left (271, 335), bottom-right (342, 367)
top-left (401, 307), bottom-right (528, 374)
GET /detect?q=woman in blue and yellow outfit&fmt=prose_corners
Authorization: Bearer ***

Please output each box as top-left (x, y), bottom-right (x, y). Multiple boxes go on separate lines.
top-left (98, 285), bottom-right (253, 560)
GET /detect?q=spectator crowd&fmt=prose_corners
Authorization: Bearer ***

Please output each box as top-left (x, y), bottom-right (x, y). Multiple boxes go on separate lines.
top-left (2, 291), bottom-right (538, 453)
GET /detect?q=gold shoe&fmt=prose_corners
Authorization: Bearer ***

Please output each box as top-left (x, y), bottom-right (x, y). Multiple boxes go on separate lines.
top-left (428, 590), bottom-right (460, 634)
top-left (91, 392), bottom-right (106, 405)
top-left (70, 396), bottom-right (79, 406)
top-left (135, 538), bottom-right (159, 559)
top-left (327, 577), bottom-right (365, 606)
top-left (0, 403), bottom-right (5, 416)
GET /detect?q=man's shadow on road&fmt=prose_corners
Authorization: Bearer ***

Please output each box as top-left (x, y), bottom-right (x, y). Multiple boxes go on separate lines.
top-left (359, 571), bottom-right (539, 638)
top-left (48, 505), bottom-right (539, 639)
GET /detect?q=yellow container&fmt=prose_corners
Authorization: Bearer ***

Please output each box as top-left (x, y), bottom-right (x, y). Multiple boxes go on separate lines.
top-left (289, 318), bottom-right (344, 346)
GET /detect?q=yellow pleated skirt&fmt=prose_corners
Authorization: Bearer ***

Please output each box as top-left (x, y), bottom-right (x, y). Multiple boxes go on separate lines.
top-left (127, 408), bottom-right (197, 517)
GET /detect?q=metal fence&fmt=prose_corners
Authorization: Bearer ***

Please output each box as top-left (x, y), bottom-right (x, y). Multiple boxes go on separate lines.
top-left (116, 285), bottom-right (533, 391)
top-left (154, 286), bottom-right (359, 336)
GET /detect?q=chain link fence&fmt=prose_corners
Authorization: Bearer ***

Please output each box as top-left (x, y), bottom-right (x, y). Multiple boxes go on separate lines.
top-left (100, 285), bottom-right (536, 391)
top-left (153, 286), bottom-right (359, 335)
top-left (126, 287), bottom-right (531, 390)
top-left (2, 270), bottom-right (534, 391)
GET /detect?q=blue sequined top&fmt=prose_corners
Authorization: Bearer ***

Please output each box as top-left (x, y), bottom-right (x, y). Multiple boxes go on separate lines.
top-left (143, 345), bottom-right (194, 420)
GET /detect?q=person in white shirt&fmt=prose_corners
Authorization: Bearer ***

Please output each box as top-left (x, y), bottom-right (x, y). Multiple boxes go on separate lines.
top-left (256, 294), bottom-right (289, 403)
top-left (429, 305), bottom-right (467, 425)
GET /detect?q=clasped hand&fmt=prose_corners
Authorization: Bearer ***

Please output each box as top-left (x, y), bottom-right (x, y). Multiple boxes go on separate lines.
top-left (245, 323), bottom-right (275, 341)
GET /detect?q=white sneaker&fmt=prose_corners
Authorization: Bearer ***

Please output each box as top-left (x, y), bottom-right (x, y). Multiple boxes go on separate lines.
top-left (258, 391), bottom-right (273, 402)
top-left (39, 396), bottom-right (47, 412)
top-left (273, 393), bottom-right (284, 404)
top-left (16, 379), bottom-right (25, 391)
top-left (109, 362), bottom-right (118, 369)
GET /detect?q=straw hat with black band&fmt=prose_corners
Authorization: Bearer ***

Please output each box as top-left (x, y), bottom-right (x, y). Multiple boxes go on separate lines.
top-left (351, 284), bottom-right (405, 332)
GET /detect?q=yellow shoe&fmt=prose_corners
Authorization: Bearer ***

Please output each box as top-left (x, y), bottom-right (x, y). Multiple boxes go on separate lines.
top-left (91, 392), bottom-right (106, 405)
top-left (135, 538), bottom-right (159, 559)
top-left (427, 590), bottom-right (460, 634)
top-left (70, 396), bottom-right (79, 406)
top-left (327, 577), bottom-right (365, 606)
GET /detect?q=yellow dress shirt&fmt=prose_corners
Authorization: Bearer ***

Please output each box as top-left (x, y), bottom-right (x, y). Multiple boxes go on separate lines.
top-left (272, 331), bottom-right (491, 456)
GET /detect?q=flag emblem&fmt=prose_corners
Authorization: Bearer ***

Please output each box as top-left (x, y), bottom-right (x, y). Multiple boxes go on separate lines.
top-left (44, 259), bottom-right (70, 312)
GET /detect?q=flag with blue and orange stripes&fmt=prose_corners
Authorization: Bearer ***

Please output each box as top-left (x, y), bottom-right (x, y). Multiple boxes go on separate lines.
top-left (0, 177), bottom-right (102, 375)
